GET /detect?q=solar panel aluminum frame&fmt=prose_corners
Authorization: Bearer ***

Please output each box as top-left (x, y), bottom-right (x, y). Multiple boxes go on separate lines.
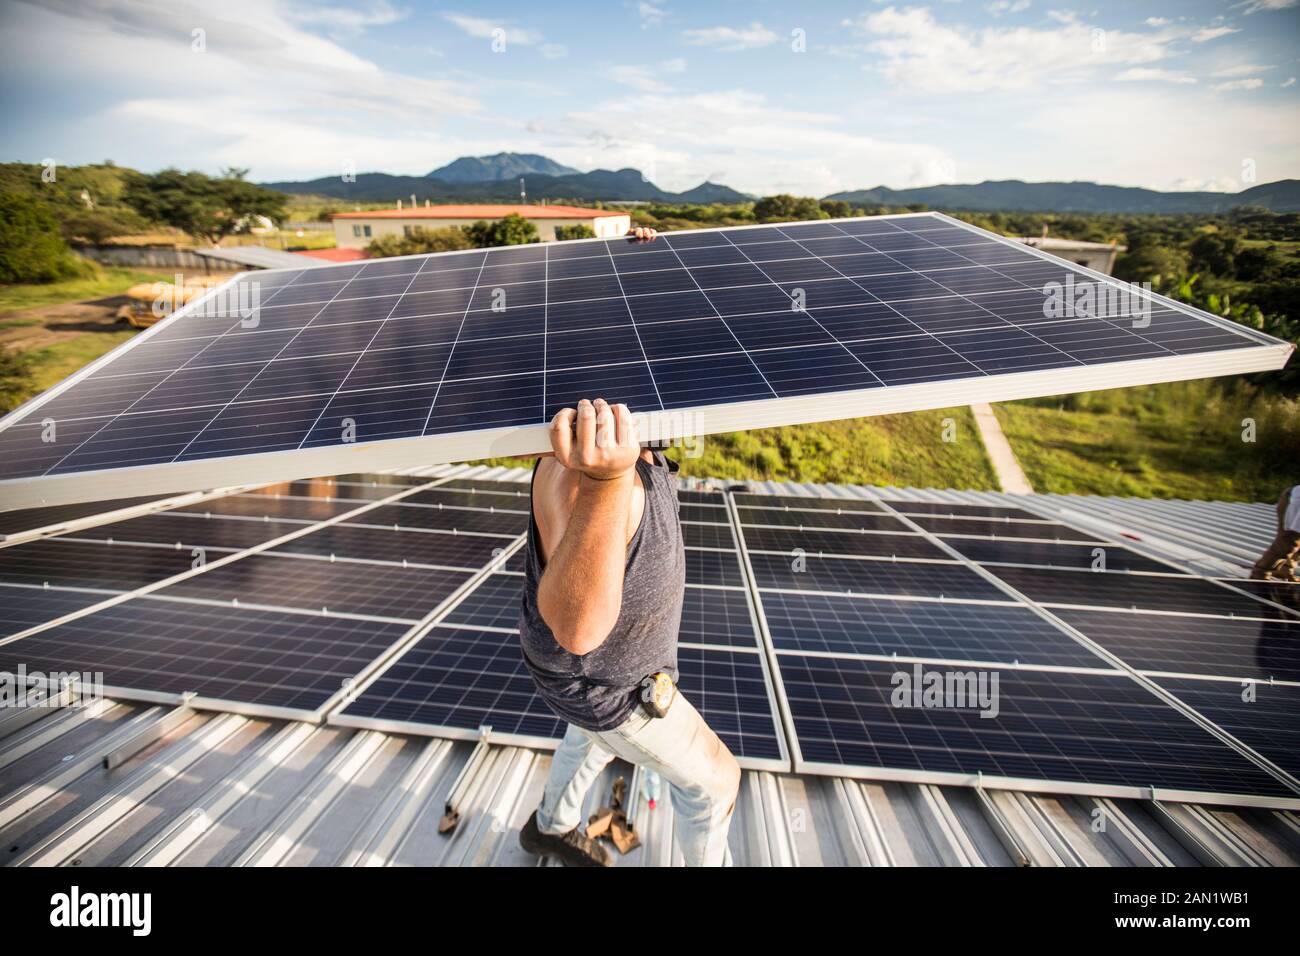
top-left (326, 511), bottom-right (792, 772)
top-left (727, 488), bottom-right (1300, 811)
top-left (1, 212), bottom-right (1291, 512)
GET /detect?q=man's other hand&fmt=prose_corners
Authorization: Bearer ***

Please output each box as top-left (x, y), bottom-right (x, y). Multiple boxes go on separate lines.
top-left (627, 226), bottom-right (657, 244)
top-left (550, 399), bottom-right (640, 481)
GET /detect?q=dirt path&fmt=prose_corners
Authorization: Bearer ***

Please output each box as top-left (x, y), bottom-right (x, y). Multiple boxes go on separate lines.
top-left (0, 296), bottom-right (129, 351)
top-left (970, 402), bottom-right (1034, 495)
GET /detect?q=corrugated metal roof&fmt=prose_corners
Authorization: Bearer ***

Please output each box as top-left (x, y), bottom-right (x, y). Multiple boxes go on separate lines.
top-left (4, 700), bottom-right (1297, 867)
top-left (2, 465), bottom-right (1296, 867)
top-left (193, 246), bottom-right (332, 270)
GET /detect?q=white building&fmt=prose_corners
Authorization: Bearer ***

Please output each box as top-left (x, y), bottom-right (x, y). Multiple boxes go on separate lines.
top-left (1012, 236), bottom-right (1127, 275)
top-left (332, 204), bottom-right (631, 248)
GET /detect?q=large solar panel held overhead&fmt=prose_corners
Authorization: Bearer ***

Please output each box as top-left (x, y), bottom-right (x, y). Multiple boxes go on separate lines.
top-left (0, 213), bottom-right (1291, 510)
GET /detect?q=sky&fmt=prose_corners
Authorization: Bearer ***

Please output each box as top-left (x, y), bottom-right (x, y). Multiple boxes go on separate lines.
top-left (1, 0), bottom-right (1298, 196)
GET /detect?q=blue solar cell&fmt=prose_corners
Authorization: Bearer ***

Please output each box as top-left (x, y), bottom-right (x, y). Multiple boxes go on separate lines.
top-left (748, 552), bottom-right (1004, 601)
top-left (0, 583), bottom-right (116, 638)
top-left (759, 591), bottom-right (1102, 666)
top-left (987, 566), bottom-right (1295, 618)
top-left (777, 655), bottom-right (1295, 799)
top-left (1156, 676), bottom-right (1300, 778)
top-left (1053, 608), bottom-right (1300, 683)
top-left (0, 597), bottom-right (410, 712)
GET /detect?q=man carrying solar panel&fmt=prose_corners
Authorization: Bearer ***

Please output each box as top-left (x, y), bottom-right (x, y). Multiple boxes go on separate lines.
top-left (515, 265), bottom-right (741, 866)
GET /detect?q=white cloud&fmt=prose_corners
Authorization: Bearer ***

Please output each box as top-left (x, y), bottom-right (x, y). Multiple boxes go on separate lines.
top-left (1283, 76), bottom-right (1298, 87)
top-left (540, 43), bottom-right (568, 59)
top-left (1117, 68), bottom-right (1196, 84)
top-left (682, 22), bottom-right (779, 51)
top-left (635, 1), bottom-right (667, 28)
top-left (1015, 85), bottom-right (1296, 191)
top-left (1192, 26), bottom-right (1240, 42)
top-left (2, 0), bottom-right (480, 178)
top-left (1169, 176), bottom-right (1240, 192)
top-left (286, 0), bottom-right (405, 35)
top-left (442, 12), bottom-right (542, 46)
top-left (1144, 17), bottom-right (1170, 26)
top-left (1213, 77), bottom-right (1265, 90)
top-left (1234, 0), bottom-right (1298, 13)
top-left (1212, 63), bottom-right (1274, 77)
top-left (611, 60), bottom-right (686, 93)
top-left (557, 89), bottom-right (958, 194)
top-left (987, 0), bottom-right (1031, 16)
top-left (849, 6), bottom-right (1174, 93)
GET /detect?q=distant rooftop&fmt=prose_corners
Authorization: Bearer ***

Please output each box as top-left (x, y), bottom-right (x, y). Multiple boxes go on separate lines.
top-left (293, 247), bottom-right (368, 262)
top-left (1014, 236), bottom-right (1128, 253)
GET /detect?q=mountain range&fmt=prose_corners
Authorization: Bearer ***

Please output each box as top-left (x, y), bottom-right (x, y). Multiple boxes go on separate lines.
top-left (427, 152), bottom-right (578, 183)
top-left (824, 179), bottom-right (1300, 214)
top-left (262, 152), bottom-right (1300, 213)
top-left (264, 153), bottom-right (750, 204)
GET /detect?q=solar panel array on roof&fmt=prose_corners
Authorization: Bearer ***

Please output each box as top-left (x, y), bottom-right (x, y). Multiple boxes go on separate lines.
top-left (0, 475), bottom-right (525, 718)
top-left (732, 488), bottom-right (1300, 806)
top-left (1, 473), bottom-right (1295, 805)
top-left (1, 213), bottom-right (1290, 511)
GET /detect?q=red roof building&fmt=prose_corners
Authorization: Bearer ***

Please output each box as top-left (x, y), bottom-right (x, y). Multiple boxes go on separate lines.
top-left (294, 247), bottom-right (368, 263)
top-left (330, 203), bottom-right (630, 248)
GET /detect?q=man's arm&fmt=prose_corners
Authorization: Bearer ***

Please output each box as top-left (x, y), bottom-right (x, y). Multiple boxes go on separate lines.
top-left (535, 399), bottom-right (643, 656)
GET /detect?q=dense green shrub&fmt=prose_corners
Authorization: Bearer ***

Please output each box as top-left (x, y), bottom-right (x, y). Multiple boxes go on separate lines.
top-left (0, 192), bottom-right (92, 283)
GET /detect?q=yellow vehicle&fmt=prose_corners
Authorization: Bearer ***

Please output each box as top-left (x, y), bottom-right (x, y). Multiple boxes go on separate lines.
top-left (116, 274), bottom-right (237, 329)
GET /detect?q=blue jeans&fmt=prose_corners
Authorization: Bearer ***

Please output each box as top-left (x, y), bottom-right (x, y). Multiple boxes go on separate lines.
top-left (534, 692), bottom-right (740, 866)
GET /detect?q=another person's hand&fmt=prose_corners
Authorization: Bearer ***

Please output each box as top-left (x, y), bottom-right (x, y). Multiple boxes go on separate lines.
top-left (549, 399), bottom-right (640, 481)
top-left (627, 226), bottom-right (657, 244)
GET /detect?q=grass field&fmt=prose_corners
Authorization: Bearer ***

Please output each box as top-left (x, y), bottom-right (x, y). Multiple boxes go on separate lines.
top-left (665, 407), bottom-right (997, 489)
top-left (997, 379), bottom-right (1299, 501)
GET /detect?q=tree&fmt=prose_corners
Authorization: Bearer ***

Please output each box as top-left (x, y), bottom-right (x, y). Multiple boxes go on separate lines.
top-left (1233, 246), bottom-right (1282, 283)
top-left (367, 226), bottom-right (474, 258)
top-left (464, 213), bottom-right (540, 247)
top-left (0, 192), bottom-right (89, 283)
top-left (1113, 244), bottom-right (1190, 285)
top-left (1187, 233), bottom-right (1239, 278)
top-left (819, 199), bottom-right (852, 219)
top-left (752, 194), bottom-right (827, 222)
top-left (59, 207), bottom-right (148, 245)
top-left (554, 224), bottom-right (596, 240)
top-left (122, 168), bottom-right (287, 245)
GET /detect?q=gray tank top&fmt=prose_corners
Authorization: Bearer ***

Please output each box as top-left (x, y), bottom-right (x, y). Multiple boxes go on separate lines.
top-left (518, 451), bottom-right (686, 732)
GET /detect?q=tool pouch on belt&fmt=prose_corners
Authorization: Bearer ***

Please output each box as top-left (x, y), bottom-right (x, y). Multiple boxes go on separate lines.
top-left (639, 672), bottom-right (675, 719)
